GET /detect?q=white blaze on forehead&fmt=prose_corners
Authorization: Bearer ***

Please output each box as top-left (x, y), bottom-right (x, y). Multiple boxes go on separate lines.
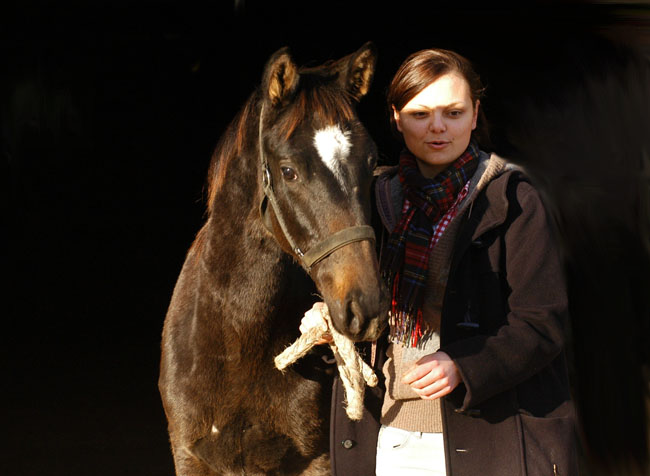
top-left (313, 126), bottom-right (351, 186)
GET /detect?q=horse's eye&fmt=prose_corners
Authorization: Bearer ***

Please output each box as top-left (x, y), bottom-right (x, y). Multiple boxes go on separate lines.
top-left (281, 166), bottom-right (298, 182)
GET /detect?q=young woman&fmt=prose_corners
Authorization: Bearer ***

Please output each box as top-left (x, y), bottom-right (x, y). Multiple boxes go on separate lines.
top-left (303, 48), bottom-right (578, 476)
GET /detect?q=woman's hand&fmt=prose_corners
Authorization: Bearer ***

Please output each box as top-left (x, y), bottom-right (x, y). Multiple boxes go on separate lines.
top-left (401, 351), bottom-right (461, 400)
top-left (299, 302), bottom-right (333, 345)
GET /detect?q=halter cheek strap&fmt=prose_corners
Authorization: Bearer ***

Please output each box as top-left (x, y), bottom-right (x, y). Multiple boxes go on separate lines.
top-left (257, 103), bottom-right (375, 272)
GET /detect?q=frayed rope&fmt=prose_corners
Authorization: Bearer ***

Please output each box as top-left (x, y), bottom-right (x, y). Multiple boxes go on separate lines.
top-left (274, 304), bottom-right (377, 421)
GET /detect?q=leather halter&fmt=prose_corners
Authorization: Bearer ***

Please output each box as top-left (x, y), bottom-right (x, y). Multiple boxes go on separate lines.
top-left (257, 104), bottom-right (376, 271)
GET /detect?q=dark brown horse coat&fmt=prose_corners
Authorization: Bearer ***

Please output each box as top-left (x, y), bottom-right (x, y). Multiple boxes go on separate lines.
top-left (159, 43), bottom-right (387, 476)
top-left (331, 155), bottom-right (578, 476)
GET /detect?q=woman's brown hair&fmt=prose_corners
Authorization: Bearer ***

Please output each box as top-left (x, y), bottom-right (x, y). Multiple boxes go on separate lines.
top-left (387, 48), bottom-right (490, 149)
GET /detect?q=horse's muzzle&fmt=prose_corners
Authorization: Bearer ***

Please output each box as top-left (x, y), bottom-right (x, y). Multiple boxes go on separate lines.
top-left (340, 288), bottom-right (388, 342)
top-left (311, 240), bottom-right (389, 342)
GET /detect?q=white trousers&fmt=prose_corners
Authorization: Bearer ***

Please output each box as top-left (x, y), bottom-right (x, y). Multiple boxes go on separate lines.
top-left (376, 425), bottom-right (446, 476)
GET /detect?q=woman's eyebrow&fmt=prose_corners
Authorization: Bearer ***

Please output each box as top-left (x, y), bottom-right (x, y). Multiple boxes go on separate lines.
top-left (403, 101), bottom-right (466, 111)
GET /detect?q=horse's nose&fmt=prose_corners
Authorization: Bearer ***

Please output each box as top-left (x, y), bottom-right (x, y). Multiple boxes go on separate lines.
top-left (346, 299), bottom-right (364, 336)
top-left (341, 289), bottom-right (387, 341)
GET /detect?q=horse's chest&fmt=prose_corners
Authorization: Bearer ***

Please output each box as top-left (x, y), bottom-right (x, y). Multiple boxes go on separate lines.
top-left (191, 419), bottom-right (298, 475)
top-left (194, 373), bottom-right (326, 474)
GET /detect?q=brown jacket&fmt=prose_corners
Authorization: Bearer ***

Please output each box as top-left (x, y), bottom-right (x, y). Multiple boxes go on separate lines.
top-left (330, 153), bottom-right (578, 476)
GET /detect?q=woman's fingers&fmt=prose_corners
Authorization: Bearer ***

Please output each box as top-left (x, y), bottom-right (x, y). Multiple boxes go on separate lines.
top-left (401, 354), bottom-right (440, 385)
top-left (401, 351), bottom-right (461, 399)
top-left (412, 377), bottom-right (453, 399)
top-left (408, 368), bottom-right (444, 389)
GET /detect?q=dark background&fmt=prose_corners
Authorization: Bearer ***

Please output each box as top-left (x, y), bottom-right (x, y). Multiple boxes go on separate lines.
top-left (3, 1), bottom-right (649, 475)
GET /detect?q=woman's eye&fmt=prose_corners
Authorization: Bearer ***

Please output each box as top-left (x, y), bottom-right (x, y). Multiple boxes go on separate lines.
top-left (281, 166), bottom-right (298, 181)
top-left (448, 110), bottom-right (463, 117)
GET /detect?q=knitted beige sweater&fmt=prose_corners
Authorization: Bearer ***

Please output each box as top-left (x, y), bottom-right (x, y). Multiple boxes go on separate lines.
top-left (380, 153), bottom-right (509, 433)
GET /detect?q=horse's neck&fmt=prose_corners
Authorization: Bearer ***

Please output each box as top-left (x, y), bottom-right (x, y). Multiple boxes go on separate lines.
top-left (202, 216), bottom-right (286, 285)
top-left (196, 215), bottom-right (303, 359)
top-left (197, 147), bottom-right (290, 317)
top-left (191, 120), bottom-right (311, 341)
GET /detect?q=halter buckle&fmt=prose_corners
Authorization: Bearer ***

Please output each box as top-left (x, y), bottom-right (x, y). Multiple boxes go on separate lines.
top-left (262, 167), bottom-right (272, 190)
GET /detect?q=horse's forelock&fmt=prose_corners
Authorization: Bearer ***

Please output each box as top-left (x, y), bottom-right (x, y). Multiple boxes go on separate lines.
top-left (276, 79), bottom-right (355, 140)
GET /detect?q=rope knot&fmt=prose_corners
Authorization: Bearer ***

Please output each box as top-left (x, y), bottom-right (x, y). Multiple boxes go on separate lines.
top-left (274, 304), bottom-right (377, 421)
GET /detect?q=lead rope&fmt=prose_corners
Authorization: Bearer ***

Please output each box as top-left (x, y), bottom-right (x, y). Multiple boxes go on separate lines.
top-left (274, 304), bottom-right (377, 421)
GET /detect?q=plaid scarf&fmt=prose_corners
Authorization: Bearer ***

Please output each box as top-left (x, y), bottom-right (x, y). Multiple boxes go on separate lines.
top-left (381, 141), bottom-right (479, 346)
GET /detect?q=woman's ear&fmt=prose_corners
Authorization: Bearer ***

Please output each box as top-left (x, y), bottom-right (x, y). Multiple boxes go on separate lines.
top-left (392, 105), bottom-right (402, 132)
top-left (472, 100), bottom-right (480, 130)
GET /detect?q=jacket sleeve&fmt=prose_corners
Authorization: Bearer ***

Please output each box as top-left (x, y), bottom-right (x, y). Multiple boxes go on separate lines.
top-left (442, 180), bottom-right (569, 411)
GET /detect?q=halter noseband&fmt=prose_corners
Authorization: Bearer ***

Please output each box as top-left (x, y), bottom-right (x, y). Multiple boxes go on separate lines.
top-left (258, 104), bottom-right (376, 271)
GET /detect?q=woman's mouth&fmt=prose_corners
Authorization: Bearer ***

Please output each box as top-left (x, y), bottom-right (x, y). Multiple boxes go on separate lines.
top-left (427, 140), bottom-right (449, 150)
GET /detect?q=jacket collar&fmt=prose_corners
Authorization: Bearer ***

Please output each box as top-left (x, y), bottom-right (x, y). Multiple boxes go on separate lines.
top-left (468, 155), bottom-right (519, 240)
top-left (375, 152), bottom-right (521, 239)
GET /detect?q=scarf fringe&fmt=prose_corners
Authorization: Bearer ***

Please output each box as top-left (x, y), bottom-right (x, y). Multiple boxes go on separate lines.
top-left (381, 141), bottom-right (479, 348)
top-left (386, 271), bottom-right (429, 347)
top-left (389, 309), bottom-right (428, 347)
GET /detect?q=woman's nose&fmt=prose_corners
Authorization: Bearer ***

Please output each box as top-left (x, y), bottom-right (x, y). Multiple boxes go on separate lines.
top-left (428, 114), bottom-right (445, 132)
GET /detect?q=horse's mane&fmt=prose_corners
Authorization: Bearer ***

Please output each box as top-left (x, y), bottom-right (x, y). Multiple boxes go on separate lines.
top-left (205, 69), bottom-right (355, 215)
top-left (205, 95), bottom-right (257, 214)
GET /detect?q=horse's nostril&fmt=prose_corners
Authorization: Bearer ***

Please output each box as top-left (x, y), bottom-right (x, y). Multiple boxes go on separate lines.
top-left (347, 300), bottom-right (364, 336)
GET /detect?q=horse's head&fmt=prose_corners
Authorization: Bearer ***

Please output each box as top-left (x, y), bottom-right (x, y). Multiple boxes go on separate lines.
top-left (257, 42), bottom-right (388, 342)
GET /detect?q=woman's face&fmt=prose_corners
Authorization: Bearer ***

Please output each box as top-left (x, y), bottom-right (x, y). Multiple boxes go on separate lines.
top-left (393, 72), bottom-right (479, 178)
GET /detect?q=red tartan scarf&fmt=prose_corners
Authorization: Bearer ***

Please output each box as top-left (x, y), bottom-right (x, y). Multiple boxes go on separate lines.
top-left (381, 141), bottom-right (479, 346)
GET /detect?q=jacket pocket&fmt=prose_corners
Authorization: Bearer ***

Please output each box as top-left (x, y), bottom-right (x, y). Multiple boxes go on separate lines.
top-left (519, 412), bottom-right (578, 476)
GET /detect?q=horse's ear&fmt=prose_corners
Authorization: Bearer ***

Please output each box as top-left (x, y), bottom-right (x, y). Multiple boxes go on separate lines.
top-left (262, 47), bottom-right (299, 108)
top-left (338, 42), bottom-right (377, 102)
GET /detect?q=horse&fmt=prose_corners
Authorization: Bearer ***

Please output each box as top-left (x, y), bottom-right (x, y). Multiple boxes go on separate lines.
top-left (158, 42), bottom-right (388, 475)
